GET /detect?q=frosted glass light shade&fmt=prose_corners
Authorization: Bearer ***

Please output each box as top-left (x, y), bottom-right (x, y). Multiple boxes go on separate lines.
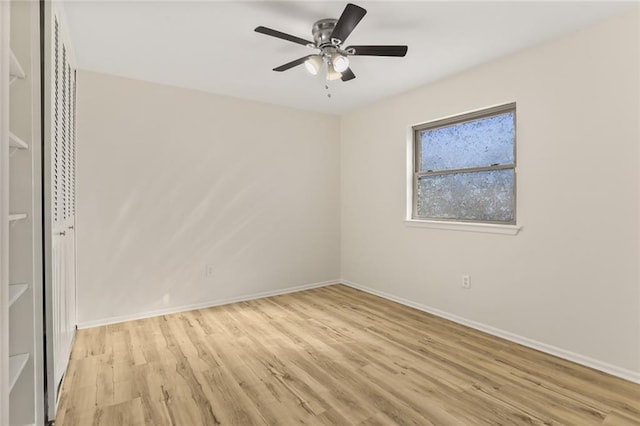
top-left (332, 54), bottom-right (349, 72)
top-left (326, 63), bottom-right (342, 81)
top-left (304, 55), bottom-right (323, 75)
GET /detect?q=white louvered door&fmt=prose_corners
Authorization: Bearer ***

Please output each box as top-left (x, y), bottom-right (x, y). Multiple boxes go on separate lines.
top-left (45, 8), bottom-right (77, 419)
top-left (52, 36), bottom-right (76, 392)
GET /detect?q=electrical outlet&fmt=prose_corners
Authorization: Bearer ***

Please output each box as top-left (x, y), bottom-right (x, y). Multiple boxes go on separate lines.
top-left (462, 275), bottom-right (471, 289)
top-left (205, 264), bottom-right (215, 277)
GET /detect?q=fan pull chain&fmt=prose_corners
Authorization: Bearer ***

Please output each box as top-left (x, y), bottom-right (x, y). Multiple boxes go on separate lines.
top-left (325, 84), bottom-right (332, 98)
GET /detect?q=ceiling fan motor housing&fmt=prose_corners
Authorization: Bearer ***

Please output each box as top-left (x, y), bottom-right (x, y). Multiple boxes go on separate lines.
top-left (312, 19), bottom-right (339, 48)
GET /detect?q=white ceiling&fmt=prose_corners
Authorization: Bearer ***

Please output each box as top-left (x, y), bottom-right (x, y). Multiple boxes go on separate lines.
top-left (62, 1), bottom-right (636, 115)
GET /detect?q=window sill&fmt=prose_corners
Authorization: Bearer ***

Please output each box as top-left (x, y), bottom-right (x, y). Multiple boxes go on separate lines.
top-left (404, 219), bottom-right (521, 235)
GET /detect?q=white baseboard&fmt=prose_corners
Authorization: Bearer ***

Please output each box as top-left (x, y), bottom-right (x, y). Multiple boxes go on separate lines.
top-left (341, 279), bottom-right (640, 384)
top-left (77, 279), bottom-right (339, 329)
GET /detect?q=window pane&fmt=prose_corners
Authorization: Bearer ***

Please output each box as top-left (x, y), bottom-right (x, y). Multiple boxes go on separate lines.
top-left (419, 112), bottom-right (514, 172)
top-left (417, 169), bottom-right (514, 222)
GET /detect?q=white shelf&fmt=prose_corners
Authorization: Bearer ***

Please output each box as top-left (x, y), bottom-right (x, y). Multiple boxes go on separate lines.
top-left (9, 213), bottom-right (27, 222)
top-left (9, 354), bottom-right (29, 392)
top-left (9, 283), bottom-right (28, 307)
top-left (9, 49), bottom-right (26, 84)
top-left (9, 132), bottom-right (28, 150)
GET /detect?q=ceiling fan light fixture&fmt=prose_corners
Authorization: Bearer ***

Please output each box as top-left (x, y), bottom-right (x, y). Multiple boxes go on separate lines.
top-left (326, 62), bottom-right (342, 81)
top-left (255, 3), bottom-right (408, 84)
top-left (304, 55), bottom-right (323, 75)
top-left (332, 53), bottom-right (349, 72)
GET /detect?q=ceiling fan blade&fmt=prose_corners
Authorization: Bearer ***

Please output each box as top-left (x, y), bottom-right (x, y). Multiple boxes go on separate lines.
top-left (347, 45), bottom-right (408, 57)
top-left (255, 26), bottom-right (314, 47)
top-left (330, 3), bottom-right (367, 44)
top-left (273, 55), bottom-right (313, 72)
top-left (341, 68), bottom-right (356, 82)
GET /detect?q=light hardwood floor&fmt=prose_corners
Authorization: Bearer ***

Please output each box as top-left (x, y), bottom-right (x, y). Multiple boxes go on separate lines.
top-left (56, 285), bottom-right (640, 425)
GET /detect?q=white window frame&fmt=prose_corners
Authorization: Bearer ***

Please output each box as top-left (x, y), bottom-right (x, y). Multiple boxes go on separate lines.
top-left (405, 103), bottom-right (522, 235)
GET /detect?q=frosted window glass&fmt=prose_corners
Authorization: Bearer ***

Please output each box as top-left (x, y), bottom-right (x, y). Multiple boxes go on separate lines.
top-left (419, 112), bottom-right (514, 172)
top-left (417, 169), bottom-right (514, 222)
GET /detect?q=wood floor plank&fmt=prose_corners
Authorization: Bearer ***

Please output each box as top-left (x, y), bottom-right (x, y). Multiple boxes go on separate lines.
top-left (603, 410), bottom-right (640, 426)
top-left (56, 285), bottom-right (640, 425)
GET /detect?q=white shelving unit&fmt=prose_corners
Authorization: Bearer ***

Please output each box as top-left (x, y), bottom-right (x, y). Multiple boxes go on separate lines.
top-left (8, 46), bottom-right (34, 422)
top-left (2, 1), bottom-right (43, 424)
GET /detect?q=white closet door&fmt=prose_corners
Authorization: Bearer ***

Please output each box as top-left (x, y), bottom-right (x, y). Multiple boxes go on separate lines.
top-left (45, 7), bottom-right (77, 419)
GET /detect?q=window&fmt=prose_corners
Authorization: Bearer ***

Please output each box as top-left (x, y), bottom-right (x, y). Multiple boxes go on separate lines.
top-left (412, 103), bottom-right (516, 224)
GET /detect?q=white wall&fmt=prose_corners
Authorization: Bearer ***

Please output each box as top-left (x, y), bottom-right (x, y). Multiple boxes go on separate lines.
top-left (341, 9), bottom-right (640, 377)
top-left (76, 71), bottom-right (340, 326)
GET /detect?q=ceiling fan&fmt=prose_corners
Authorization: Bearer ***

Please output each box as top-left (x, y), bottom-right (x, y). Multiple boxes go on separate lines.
top-left (254, 3), bottom-right (408, 82)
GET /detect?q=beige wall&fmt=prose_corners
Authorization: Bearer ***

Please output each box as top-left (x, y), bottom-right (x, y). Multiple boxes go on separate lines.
top-left (340, 9), bottom-right (639, 375)
top-left (76, 71), bottom-right (340, 325)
